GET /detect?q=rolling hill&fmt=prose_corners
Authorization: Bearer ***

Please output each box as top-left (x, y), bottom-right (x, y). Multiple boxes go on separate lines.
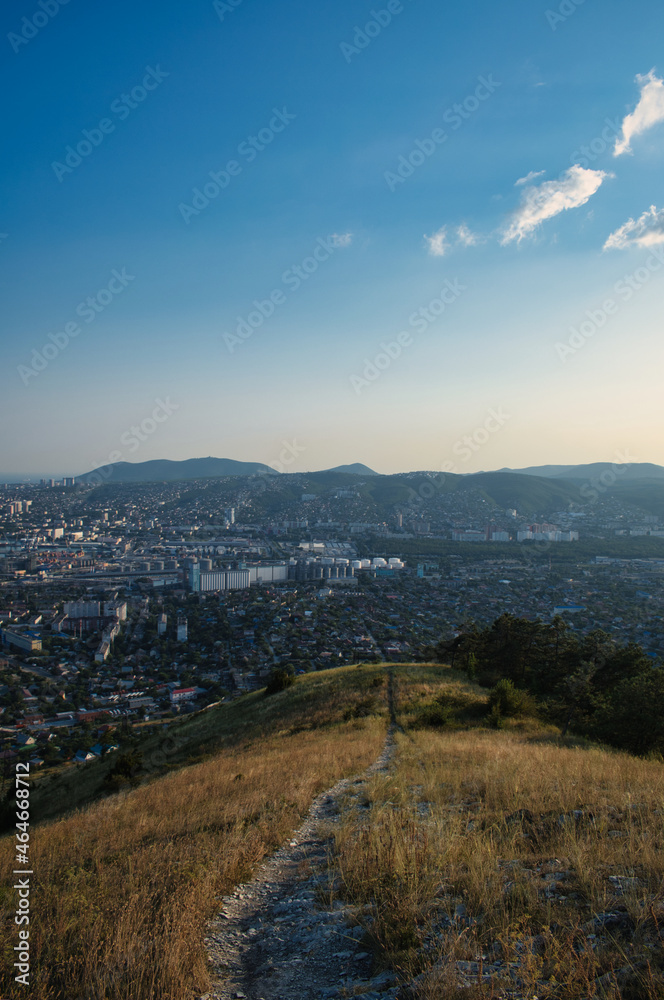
top-left (321, 463), bottom-right (378, 476)
top-left (74, 456), bottom-right (664, 521)
top-left (499, 461), bottom-right (664, 482)
top-left (78, 457), bottom-right (277, 483)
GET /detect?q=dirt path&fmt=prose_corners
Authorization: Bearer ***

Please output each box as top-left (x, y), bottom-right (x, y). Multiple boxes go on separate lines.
top-left (203, 729), bottom-right (399, 1000)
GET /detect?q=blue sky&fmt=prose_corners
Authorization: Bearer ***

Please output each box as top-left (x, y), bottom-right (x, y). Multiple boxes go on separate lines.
top-left (1, 0), bottom-right (664, 478)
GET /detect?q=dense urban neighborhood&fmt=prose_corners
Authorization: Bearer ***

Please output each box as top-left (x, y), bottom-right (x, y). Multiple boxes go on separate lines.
top-left (2, 468), bottom-right (664, 776)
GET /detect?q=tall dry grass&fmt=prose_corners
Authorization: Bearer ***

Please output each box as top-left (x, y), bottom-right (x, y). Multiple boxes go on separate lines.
top-left (330, 725), bottom-right (664, 998)
top-left (0, 716), bottom-right (384, 999)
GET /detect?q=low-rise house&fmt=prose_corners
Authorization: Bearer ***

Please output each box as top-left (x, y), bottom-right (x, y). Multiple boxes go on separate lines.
top-left (15, 733), bottom-right (37, 747)
top-left (170, 687), bottom-right (197, 704)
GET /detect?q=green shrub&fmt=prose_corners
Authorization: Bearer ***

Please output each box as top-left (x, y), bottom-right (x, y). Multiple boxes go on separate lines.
top-left (265, 669), bottom-right (295, 696)
top-left (488, 679), bottom-right (536, 718)
top-left (343, 696), bottom-right (377, 720)
top-left (103, 750), bottom-right (143, 790)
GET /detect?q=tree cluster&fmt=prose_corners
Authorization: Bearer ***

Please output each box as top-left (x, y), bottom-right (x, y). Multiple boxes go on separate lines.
top-left (430, 614), bottom-right (664, 756)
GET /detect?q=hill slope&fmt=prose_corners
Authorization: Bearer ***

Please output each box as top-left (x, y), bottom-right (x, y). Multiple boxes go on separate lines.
top-left (78, 457), bottom-right (277, 483)
top-left (0, 666), bottom-right (388, 999)
top-left (322, 463), bottom-right (379, 476)
top-left (501, 461), bottom-right (664, 482)
top-left (3, 664), bottom-right (664, 999)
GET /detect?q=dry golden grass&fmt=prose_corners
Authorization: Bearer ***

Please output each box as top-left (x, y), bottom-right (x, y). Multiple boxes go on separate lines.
top-left (330, 685), bottom-right (664, 999)
top-left (0, 668), bottom-right (387, 1000)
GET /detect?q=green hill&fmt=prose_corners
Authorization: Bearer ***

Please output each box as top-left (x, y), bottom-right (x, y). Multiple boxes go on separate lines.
top-left (465, 471), bottom-right (580, 512)
top-left (322, 463), bottom-right (378, 476)
top-left (79, 457), bottom-right (277, 483)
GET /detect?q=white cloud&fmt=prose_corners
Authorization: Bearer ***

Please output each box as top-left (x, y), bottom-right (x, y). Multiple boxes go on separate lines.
top-left (515, 169), bottom-right (546, 186)
top-left (614, 70), bottom-right (664, 156)
top-left (424, 227), bottom-right (449, 257)
top-left (455, 224), bottom-right (484, 247)
top-left (604, 204), bottom-right (664, 250)
top-left (500, 165), bottom-right (608, 244)
top-left (329, 232), bottom-right (353, 248)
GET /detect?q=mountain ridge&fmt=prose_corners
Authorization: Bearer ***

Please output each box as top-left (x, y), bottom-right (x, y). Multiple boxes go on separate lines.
top-left (78, 457), bottom-right (277, 483)
top-left (497, 461), bottom-right (664, 482)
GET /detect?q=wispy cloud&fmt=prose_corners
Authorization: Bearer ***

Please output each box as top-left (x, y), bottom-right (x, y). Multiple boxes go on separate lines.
top-left (604, 204), bottom-right (664, 250)
top-left (500, 165), bottom-right (608, 244)
top-left (456, 224), bottom-right (483, 247)
top-left (515, 169), bottom-right (546, 186)
top-left (614, 70), bottom-right (664, 156)
top-left (424, 226), bottom-right (449, 257)
top-left (329, 232), bottom-right (354, 248)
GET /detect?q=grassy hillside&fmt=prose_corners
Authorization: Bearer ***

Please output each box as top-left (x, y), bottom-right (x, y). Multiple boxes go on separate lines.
top-left (466, 472), bottom-right (581, 513)
top-left (613, 479), bottom-right (664, 519)
top-left (0, 666), bottom-right (389, 1000)
top-left (2, 663), bottom-right (663, 999)
top-left (19, 666), bottom-right (390, 828)
top-left (328, 665), bottom-right (664, 998)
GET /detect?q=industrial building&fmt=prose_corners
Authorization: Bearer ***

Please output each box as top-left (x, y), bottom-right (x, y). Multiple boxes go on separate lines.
top-left (2, 629), bottom-right (42, 652)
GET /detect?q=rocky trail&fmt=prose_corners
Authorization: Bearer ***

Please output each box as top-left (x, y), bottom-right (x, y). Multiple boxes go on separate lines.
top-left (202, 729), bottom-right (400, 1000)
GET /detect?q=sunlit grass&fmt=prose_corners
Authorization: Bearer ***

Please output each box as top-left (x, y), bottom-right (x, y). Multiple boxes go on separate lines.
top-left (329, 666), bottom-right (664, 999)
top-left (0, 666), bottom-right (388, 1000)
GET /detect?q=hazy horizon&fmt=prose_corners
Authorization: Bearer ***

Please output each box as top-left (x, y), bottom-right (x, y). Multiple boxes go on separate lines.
top-left (0, 454), bottom-right (655, 484)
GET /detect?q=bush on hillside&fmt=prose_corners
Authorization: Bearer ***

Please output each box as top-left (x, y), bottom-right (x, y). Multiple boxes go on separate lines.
top-left (103, 750), bottom-right (143, 791)
top-left (488, 679), bottom-right (536, 718)
top-left (265, 669), bottom-right (295, 696)
top-left (343, 695), bottom-right (377, 720)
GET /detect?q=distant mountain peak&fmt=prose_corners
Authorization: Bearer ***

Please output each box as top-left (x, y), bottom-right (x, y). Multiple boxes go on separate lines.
top-left (321, 463), bottom-right (378, 476)
top-left (78, 457), bottom-right (277, 484)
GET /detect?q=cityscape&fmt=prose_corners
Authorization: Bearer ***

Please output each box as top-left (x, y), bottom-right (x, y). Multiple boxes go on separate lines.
top-left (2, 463), bottom-right (664, 771)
